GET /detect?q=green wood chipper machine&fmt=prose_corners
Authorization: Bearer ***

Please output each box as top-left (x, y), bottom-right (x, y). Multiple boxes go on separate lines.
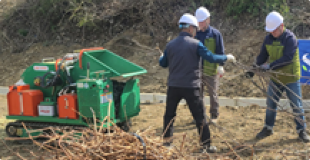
top-left (5, 47), bottom-right (147, 138)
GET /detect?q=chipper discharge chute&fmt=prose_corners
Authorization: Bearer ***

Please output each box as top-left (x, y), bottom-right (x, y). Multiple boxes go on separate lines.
top-left (5, 47), bottom-right (147, 138)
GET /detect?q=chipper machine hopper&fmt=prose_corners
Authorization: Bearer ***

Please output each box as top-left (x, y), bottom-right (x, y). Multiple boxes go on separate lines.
top-left (5, 47), bottom-right (147, 138)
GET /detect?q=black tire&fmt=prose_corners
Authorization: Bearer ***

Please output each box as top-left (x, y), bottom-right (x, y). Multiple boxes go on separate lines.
top-left (5, 123), bottom-right (18, 137)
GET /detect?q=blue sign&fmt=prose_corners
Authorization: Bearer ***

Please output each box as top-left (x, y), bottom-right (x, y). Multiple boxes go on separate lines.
top-left (298, 39), bottom-right (310, 84)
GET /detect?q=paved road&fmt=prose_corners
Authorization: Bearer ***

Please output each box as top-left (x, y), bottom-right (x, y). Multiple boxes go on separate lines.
top-left (0, 86), bottom-right (8, 95)
top-left (0, 86), bottom-right (309, 110)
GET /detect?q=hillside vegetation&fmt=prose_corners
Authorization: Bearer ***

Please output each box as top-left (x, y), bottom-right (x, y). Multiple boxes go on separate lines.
top-left (0, 0), bottom-right (309, 98)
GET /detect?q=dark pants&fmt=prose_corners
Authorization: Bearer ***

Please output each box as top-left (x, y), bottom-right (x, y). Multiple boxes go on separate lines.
top-left (163, 86), bottom-right (211, 146)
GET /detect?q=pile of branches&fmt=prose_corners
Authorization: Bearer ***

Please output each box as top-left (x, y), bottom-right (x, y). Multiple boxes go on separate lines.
top-left (3, 122), bottom-right (184, 160)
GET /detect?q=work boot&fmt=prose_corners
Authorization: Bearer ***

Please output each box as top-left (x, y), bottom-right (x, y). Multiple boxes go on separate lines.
top-left (191, 119), bottom-right (196, 124)
top-left (299, 130), bottom-right (310, 143)
top-left (210, 114), bottom-right (218, 124)
top-left (163, 142), bottom-right (171, 147)
top-left (163, 142), bottom-right (173, 149)
top-left (200, 145), bottom-right (217, 153)
top-left (192, 115), bottom-right (217, 124)
top-left (256, 127), bottom-right (273, 139)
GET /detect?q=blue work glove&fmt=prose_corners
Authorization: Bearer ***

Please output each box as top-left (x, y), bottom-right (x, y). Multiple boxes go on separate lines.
top-left (259, 63), bottom-right (270, 71)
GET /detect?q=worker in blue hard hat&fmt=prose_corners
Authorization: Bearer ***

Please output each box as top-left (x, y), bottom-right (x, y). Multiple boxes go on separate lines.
top-left (194, 6), bottom-right (226, 123)
top-left (159, 13), bottom-right (236, 153)
top-left (246, 11), bottom-right (309, 143)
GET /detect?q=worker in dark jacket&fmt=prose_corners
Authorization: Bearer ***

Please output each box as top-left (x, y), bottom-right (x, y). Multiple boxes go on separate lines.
top-left (159, 13), bottom-right (236, 153)
top-left (246, 11), bottom-right (309, 142)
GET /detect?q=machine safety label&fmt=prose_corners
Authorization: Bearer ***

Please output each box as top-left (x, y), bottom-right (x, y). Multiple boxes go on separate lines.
top-left (101, 92), bottom-right (113, 104)
top-left (38, 105), bottom-right (55, 116)
top-left (77, 83), bottom-right (89, 89)
top-left (77, 83), bottom-right (83, 88)
top-left (83, 83), bottom-right (89, 89)
top-left (33, 66), bottom-right (49, 71)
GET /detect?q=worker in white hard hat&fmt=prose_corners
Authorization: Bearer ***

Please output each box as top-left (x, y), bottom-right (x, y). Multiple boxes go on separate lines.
top-left (159, 13), bottom-right (236, 153)
top-left (193, 6), bottom-right (225, 123)
top-left (246, 11), bottom-right (309, 142)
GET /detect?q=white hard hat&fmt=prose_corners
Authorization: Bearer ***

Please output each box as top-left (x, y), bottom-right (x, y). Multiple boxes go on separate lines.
top-left (265, 11), bottom-right (283, 32)
top-left (178, 13), bottom-right (198, 27)
top-left (195, 6), bottom-right (210, 22)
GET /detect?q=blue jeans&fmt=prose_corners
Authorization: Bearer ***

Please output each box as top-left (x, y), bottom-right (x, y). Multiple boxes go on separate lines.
top-left (265, 80), bottom-right (306, 131)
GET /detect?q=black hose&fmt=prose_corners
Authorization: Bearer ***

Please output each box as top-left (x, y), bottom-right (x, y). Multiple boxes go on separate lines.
top-left (40, 71), bottom-right (56, 88)
top-left (36, 56), bottom-right (73, 88)
top-left (132, 133), bottom-right (146, 160)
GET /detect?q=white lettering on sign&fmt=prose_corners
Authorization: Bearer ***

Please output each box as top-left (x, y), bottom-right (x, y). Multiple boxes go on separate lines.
top-left (33, 66), bottom-right (49, 71)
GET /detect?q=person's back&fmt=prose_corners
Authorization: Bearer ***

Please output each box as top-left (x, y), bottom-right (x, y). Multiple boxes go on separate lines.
top-left (165, 32), bottom-right (201, 88)
top-left (158, 13), bottom-right (236, 153)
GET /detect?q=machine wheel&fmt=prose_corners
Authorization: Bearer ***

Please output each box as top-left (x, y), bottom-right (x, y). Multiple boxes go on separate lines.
top-left (6, 123), bottom-right (18, 137)
top-left (117, 120), bottom-right (132, 132)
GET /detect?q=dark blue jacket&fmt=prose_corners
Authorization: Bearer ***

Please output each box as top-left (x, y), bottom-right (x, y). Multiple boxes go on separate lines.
top-left (159, 32), bottom-right (227, 88)
top-left (256, 29), bottom-right (298, 70)
top-left (195, 26), bottom-right (225, 66)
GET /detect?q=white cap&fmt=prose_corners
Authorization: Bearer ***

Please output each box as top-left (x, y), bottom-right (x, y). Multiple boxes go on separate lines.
top-left (178, 13), bottom-right (198, 27)
top-left (195, 6), bottom-right (210, 22)
top-left (265, 11), bottom-right (283, 32)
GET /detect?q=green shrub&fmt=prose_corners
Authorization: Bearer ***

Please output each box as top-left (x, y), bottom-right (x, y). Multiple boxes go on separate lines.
top-left (191, 0), bottom-right (290, 19)
top-left (25, 0), bottom-right (96, 28)
top-left (226, 0), bottom-right (289, 18)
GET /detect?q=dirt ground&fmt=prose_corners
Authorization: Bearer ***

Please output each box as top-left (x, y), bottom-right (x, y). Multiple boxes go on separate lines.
top-left (0, 95), bottom-right (310, 160)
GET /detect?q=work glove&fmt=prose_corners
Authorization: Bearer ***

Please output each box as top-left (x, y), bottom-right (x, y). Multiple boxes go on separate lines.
top-left (259, 63), bottom-right (270, 71)
top-left (226, 54), bottom-right (236, 63)
top-left (245, 63), bottom-right (270, 79)
top-left (217, 66), bottom-right (224, 78)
